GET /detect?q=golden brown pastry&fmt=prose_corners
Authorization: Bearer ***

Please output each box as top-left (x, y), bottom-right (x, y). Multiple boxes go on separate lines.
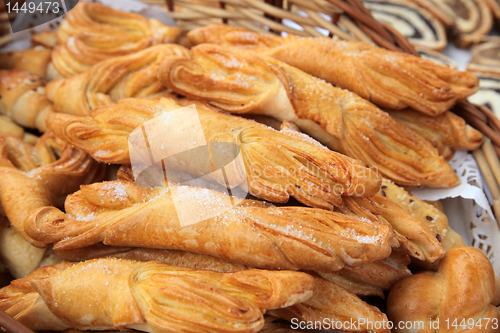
top-left (0, 69), bottom-right (54, 132)
top-left (408, 0), bottom-right (493, 47)
top-left (0, 132), bottom-right (104, 246)
top-left (0, 47), bottom-right (52, 78)
top-left (67, 247), bottom-right (391, 333)
top-left (317, 249), bottom-right (411, 297)
top-left (0, 216), bottom-right (46, 278)
top-left (159, 44), bottom-right (459, 188)
top-left (0, 258), bottom-right (315, 333)
top-left (25, 179), bottom-right (395, 272)
top-left (387, 247), bottom-right (500, 332)
top-left (45, 44), bottom-right (189, 117)
top-left (380, 179), bottom-right (464, 250)
top-left (31, 31), bottom-right (59, 49)
top-left (50, 2), bottom-right (185, 79)
top-left (387, 109), bottom-right (483, 160)
top-left (279, 122), bottom-right (443, 263)
top-left (379, 179), bottom-right (464, 270)
top-left (0, 116), bottom-right (38, 144)
top-left (45, 97), bottom-right (382, 209)
top-left (368, 193), bottom-right (445, 262)
top-left (186, 25), bottom-right (479, 116)
top-left (269, 277), bottom-right (390, 333)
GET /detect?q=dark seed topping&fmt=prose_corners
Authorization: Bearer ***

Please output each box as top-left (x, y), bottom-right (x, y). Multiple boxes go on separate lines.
top-left (426, 215), bottom-right (433, 221)
top-left (409, 199), bottom-right (414, 203)
top-left (381, 190), bottom-right (386, 197)
top-left (381, 185), bottom-right (387, 189)
top-left (436, 234), bottom-right (442, 242)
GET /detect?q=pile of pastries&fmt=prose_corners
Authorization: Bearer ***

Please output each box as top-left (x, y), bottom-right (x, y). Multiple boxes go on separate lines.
top-left (364, 0), bottom-right (500, 122)
top-left (0, 2), bottom-right (499, 333)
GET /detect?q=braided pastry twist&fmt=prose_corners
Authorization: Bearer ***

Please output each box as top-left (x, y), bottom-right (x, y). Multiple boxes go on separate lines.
top-left (46, 44), bottom-right (189, 117)
top-left (46, 97), bottom-right (382, 209)
top-left (0, 258), bottom-right (315, 333)
top-left (0, 132), bottom-right (104, 246)
top-left (187, 24), bottom-right (479, 116)
top-left (49, 2), bottom-right (185, 79)
top-left (158, 44), bottom-right (459, 188)
top-left (0, 69), bottom-right (53, 132)
top-left (24, 179), bottom-right (395, 272)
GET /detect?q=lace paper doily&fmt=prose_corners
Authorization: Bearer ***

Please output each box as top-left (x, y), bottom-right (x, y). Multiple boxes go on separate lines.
top-left (413, 151), bottom-right (500, 275)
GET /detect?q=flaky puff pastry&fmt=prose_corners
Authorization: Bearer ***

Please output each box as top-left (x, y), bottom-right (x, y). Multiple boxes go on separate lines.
top-left (25, 179), bottom-right (395, 272)
top-left (317, 249), bottom-right (411, 298)
top-left (187, 25), bottom-right (479, 116)
top-left (0, 216), bottom-right (46, 278)
top-left (46, 45), bottom-right (189, 117)
top-left (46, 97), bottom-right (381, 209)
top-left (0, 46), bottom-right (52, 78)
top-left (0, 116), bottom-right (38, 144)
top-left (379, 179), bottom-right (464, 270)
top-left (158, 44), bottom-right (459, 188)
top-left (387, 247), bottom-right (500, 333)
top-left (282, 121), bottom-right (444, 264)
top-left (0, 132), bottom-right (104, 246)
top-left (0, 258), bottom-right (315, 333)
top-left (380, 179), bottom-right (464, 251)
top-left (0, 69), bottom-right (53, 132)
top-left (387, 109), bottom-right (483, 160)
top-left (61, 247), bottom-right (390, 333)
top-left (50, 2), bottom-right (185, 79)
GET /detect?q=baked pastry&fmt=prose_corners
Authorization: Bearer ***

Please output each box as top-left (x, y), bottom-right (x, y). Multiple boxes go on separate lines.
top-left (269, 277), bottom-right (389, 333)
top-left (0, 258), bottom-right (315, 333)
top-left (0, 69), bottom-right (54, 132)
top-left (49, 2), bottom-right (185, 79)
top-left (31, 31), bottom-right (58, 49)
top-left (380, 180), bottom-right (463, 249)
top-left (357, 193), bottom-right (445, 262)
top-left (59, 247), bottom-right (390, 333)
top-left (467, 72), bottom-right (500, 118)
top-left (467, 42), bottom-right (500, 75)
top-left (0, 216), bottom-right (46, 278)
top-left (386, 109), bottom-right (483, 160)
top-left (0, 47), bottom-right (52, 78)
top-left (25, 179), bottom-right (396, 272)
top-left (46, 44), bottom-right (189, 117)
top-left (45, 98), bottom-right (382, 209)
top-left (387, 246), bottom-right (500, 332)
top-left (0, 132), bottom-right (104, 246)
top-left (407, 0), bottom-right (492, 47)
top-left (486, 0), bottom-right (500, 20)
top-left (186, 25), bottom-right (479, 116)
top-left (159, 44), bottom-right (459, 187)
top-left (0, 116), bottom-right (38, 144)
top-left (363, 0), bottom-right (447, 51)
top-left (280, 123), bottom-right (444, 263)
top-left (317, 249), bottom-right (411, 297)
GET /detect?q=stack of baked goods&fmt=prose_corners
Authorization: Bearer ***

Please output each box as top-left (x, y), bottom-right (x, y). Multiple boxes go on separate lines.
top-left (364, 0), bottom-right (496, 48)
top-left (0, 2), bottom-right (498, 333)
